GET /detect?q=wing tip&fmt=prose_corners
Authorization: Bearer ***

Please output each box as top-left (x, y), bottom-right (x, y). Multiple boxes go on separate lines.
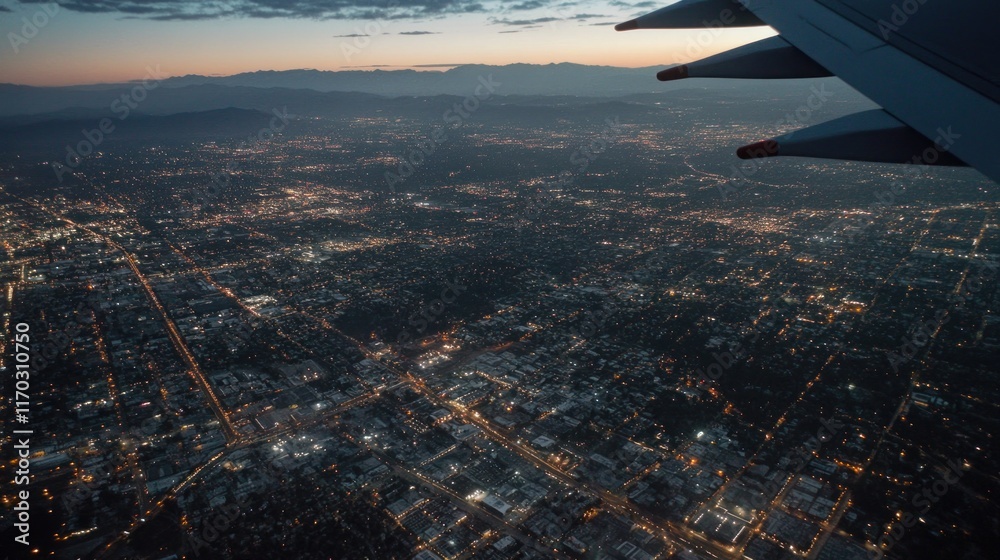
top-left (615, 19), bottom-right (639, 32)
top-left (737, 140), bottom-right (780, 160)
top-left (657, 65), bottom-right (689, 82)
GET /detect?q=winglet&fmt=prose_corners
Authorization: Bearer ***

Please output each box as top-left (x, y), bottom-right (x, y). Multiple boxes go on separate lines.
top-left (657, 36), bottom-right (832, 81)
top-left (657, 65), bottom-right (689, 81)
top-left (615, 19), bottom-right (640, 32)
top-left (737, 140), bottom-right (780, 160)
top-left (738, 110), bottom-right (968, 166)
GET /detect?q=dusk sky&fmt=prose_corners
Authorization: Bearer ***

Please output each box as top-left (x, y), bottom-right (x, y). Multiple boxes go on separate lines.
top-left (1, 0), bottom-right (773, 86)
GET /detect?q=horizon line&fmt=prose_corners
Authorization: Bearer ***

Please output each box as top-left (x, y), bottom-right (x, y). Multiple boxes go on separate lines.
top-left (3, 61), bottom-right (671, 88)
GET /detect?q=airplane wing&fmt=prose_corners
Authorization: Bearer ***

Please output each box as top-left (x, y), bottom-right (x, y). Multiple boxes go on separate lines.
top-left (616, 0), bottom-right (1000, 183)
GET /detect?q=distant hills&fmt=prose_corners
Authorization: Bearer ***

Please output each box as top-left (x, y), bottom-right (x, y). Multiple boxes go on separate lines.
top-left (0, 63), bottom-right (858, 118)
top-left (0, 63), bottom-right (872, 157)
top-left (0, 108), bottom-right (285, 153)
top-left (0, 64), bottom-right (669, 118)
top-left (0, 92), bottom-right (672, 155)
top-left (154, 64), bottom-right (664, 97)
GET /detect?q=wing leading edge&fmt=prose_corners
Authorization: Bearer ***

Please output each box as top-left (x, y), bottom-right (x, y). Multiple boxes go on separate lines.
top-left (617, 0), bottom-right (1000, 184)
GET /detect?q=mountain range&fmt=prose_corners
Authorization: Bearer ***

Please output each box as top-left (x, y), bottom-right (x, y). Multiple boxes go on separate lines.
top-left (0, 63), bottom-right (858, 118)
top-left (0, 64), bottom-right (870, 157)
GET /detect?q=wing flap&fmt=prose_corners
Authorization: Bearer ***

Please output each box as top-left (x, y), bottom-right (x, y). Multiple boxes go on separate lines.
top-left (742, 0), bottom-right (1000, 182)
top-left (737, 109), bottom-right (967, 166)
top-left (657, 36), bottom-right (832, 81)
top-left (617, 0), bottom-right (1000, 183)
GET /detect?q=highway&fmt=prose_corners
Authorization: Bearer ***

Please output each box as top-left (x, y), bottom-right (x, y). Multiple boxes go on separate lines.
top-left (3, 191), bottom-right (239, 441)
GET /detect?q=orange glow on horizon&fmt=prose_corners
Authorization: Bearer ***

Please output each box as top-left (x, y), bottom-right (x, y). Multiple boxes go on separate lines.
top-left (0, 5), bottom-right (774, 86)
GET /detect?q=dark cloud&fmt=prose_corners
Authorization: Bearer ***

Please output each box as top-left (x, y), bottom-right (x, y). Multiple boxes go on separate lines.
top-left (489, 16), bottom-right (558, 26)
top-left (398, 30), bottom-right (440, 34)
top-left (507, 1), bottom-right (544, 9)
top-left (18, 0), bottom-right (491, 21)
top-left (0, 5), bottom-right (12, 12)
top-left (609, 1), bottom-right (657, 8)
top-left (143, 12), bottom-right (224, 20)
